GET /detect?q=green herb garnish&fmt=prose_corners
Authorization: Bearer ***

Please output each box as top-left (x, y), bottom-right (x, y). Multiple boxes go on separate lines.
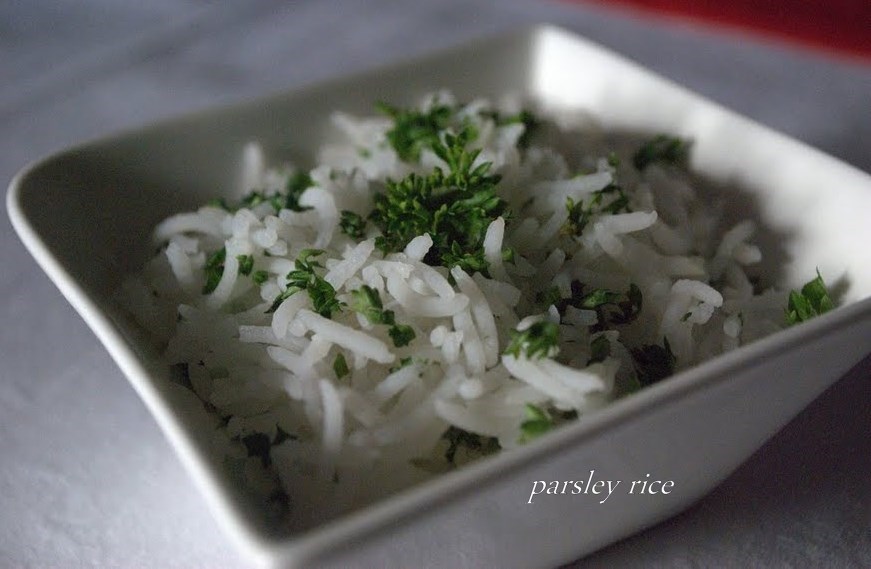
top-left (215, 170), bottom-right (314, 215)
top-left (631, 338), bottom-right (676, 387)
top-left (481, 108), bottom-right (539, 148)
top-left (519, 404), bottom-right (554, 442)
top-left (339, 210), bottom-right (367, 239)
top-left (202, 247), bottom-right (227, 294)
top-left (441, 242), bottom-right (489, 275)
top-left (442, 425), bottom-right (500, 465)
top-left (377, 101), bottom-right (454, 162)
top-left (563, 183), bottom-right (631, 237)
top-left (550, 281), bottom-right (642, 330)
top-left (202, 248), bottom-right (262, 294)
top-left (536, 285), bottom-right (563, 307)
top-left (206, 197), bottom-right (232, 211)
top-left (333, 353), bottom-right (350, 379)
top-left (786, 271), bottom-right (834, 325)
top-left (588, 334), bottom-right (611, 364)
top-left (633, 135), bottom-right (689, 171)
top-left (241, 432), bottom-right (273, 467)
top-left (350, 285), bottom-right (385, 323)
top-left (283, 171), bottom-right (315, 212)
top-left (267, 249), bottom-right (344, 317)
top-left (252, 270), bottom-right (269, 285)
top-left (504, 320), bottom-right (560, 360)
top-left (389, 356), bottom-right (414, 374)
top-left (369, 125), bottom-right (506, 273)
top-left (388, 324), bottom-right (416, 347)
top-left (350, 285), bottom-right (416, 347)
top-left (237, 254), bottom-right (254, 276)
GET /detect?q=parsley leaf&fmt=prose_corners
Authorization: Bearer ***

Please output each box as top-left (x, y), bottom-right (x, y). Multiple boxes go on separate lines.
top-left (519, 404), bottom-right (554, 443)
top-left (369, 123), bottom-right (506, 273)
top-left (237, 254), bottom-right (254, 276)
top-left (481, 108), bottom-right (539, 148)
top-left (631, 338), bottom-right (676, 387)
top-left (588, 334), bottom-right (611, 364)
top-left (562, 183), bottom-right (631, 237)
top-left (267, 249), bottom-right (344, 317)
top-left (786, 271), bottom-right (834, 325)
top-left (389, 356), bottom-right (414, 374)
top-left (350, 285), bottom-right (387, 324)
top-left (202, 248), bottom-right (263, 294)
top-left (633, 135), bottom-right (689, 171)
top-left (339, 210), bottom-right (367, 239)
top-left (580, 288), bottom-right (625, 309)
top-left (202, 247), bottom-right (227, 294)
top-left (549, 281), bottom-right (642, 330)
top-left (307, 278), bottom-right (345, 319)
top-left (442, 425), bottom-right (500, 465)
top-left (388, 324), bottom-right (416, 347)
top-left (283, 171), bottom-right (315, 212)
top-left (535, 285), bottom-right (563, 307)
top-left (215, 170), bottom-right (315, 215)
top-left (206, 197), bottom-right (233, 211)
top-left (241, 433), bottom-right (273, 467)
top-left (252, 270), bottom-right (269, 285)
top-left (333, 353), bottom-right (350, 379)
top-left (504, 320), bottom-right (560, 360)
top-left (350, 285), bottom-right (416, 347)
top-left (377, 101), bottom-right (453, 162)
top-left (441, 242), bottom-right (488, 274)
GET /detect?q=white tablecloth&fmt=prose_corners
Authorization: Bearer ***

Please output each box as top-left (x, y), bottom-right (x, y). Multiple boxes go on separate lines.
top-left (2, 1), bottom-right (869, 567)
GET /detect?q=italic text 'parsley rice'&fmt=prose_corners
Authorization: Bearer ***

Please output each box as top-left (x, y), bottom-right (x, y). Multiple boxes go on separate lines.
top-left (118, 91), bottom-right (833, 522)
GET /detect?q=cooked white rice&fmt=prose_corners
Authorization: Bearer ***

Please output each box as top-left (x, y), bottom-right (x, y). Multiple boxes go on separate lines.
top-left (118, 91), bottom-right (794, 521)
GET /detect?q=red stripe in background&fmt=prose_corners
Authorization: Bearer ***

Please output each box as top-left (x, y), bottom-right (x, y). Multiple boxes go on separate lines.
top-left (564, 0), bottom-right (871, 63)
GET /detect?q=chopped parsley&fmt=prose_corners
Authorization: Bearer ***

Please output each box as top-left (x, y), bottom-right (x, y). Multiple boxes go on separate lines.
top-left (237, 254), bottom-right (254, 276)
top-left (202, 247), bottom-right (227, 294)
top-left (442, 426), bottom-right (500, 465)
top-left (441, 242), bottom-right (489, 275)
top-left (388, 324), bottom-right (416, 347)
top-left (202, 248), bottom-right (266, 294)
top-left (548, 281), bottom-right (642, 330)
top-left (536, 285), bottom-right (563, 307)
top-left (252, 269), bottom-right (269, 285)
top-left (481, 108), bottom-right (539, 148)
top-left (283, 171), bottom-right (316, 212)
top-left (630, 338), bottom-right (676, 387)
top-left (389, 356), bottom-right (414, 374)
top-left (588, 334), bottom-right (611, 364)
top-left (369, 125), bottom-right (507, 274)
top-left (519, 404), bottom-right (554, 442)
top-left (633, 135), bottom-right (689, 171)
top-left (267, 249), bottom-right (344, 317)
top-left (377, 101), bottom-right (454, 162)
top-left (333, 353), bottom-right (350, 379)
top-left (240, 428), bottom-right (298, 468)
top-left (504, 320), bottom-right (560, 360)
top-left (350, 285), bottom-right (416, 347)
top-left (241, 432), bottom-right (273, 467)
top-left (786, 271), bottom-right (834, 325)
top-left (563, 183), bottom-right (631, 237)
top-left (208, 171), bottom-right (314, 214)
top-left (339, 210), bottom-right (367, 239)
top-left (350, 285), bottom-right (386, 324)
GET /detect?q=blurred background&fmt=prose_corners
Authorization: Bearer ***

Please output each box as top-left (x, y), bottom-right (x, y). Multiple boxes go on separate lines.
top-left (2, 1), bottom-right (869, 567)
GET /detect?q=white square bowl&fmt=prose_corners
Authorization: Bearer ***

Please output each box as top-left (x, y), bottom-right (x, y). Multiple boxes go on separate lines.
top-left (7, 25), bottom-right (871, 568)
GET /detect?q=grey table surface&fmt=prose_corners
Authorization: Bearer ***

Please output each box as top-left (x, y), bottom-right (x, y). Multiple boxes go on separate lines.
top-left (2, 1), bottom-right (870, 567)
